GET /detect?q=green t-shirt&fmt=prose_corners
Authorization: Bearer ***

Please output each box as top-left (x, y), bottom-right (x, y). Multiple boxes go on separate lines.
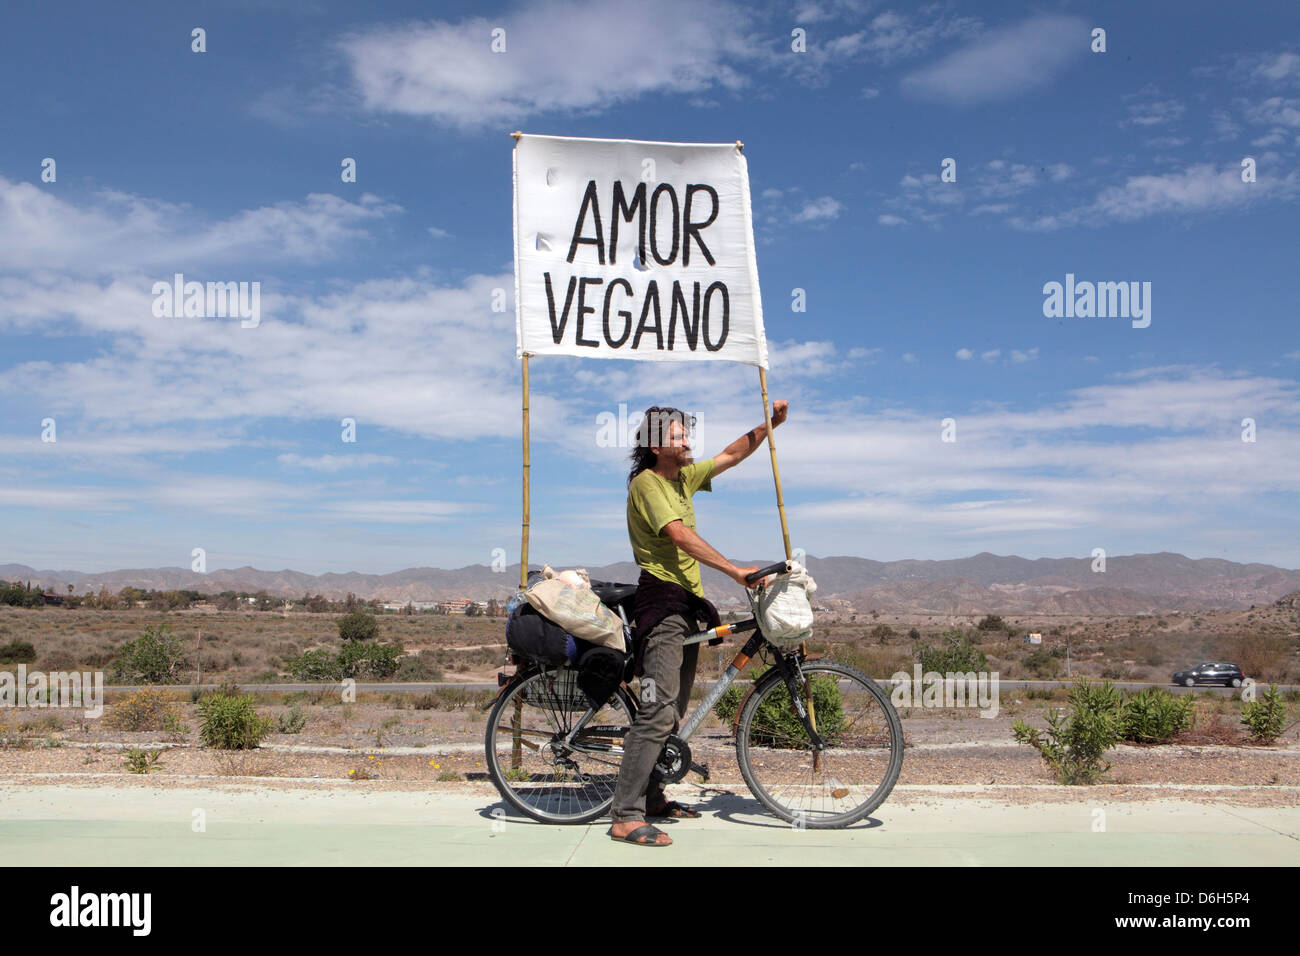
top-left (626, 458), bottom-right (716, 598)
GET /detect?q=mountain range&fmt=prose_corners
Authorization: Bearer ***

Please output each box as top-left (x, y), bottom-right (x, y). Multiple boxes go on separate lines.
top-left (5, 551), bottom-right (1300, 615)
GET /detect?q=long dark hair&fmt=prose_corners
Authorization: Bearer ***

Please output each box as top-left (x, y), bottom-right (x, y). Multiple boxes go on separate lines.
top-left (627, 406), bottom-right (695, 487)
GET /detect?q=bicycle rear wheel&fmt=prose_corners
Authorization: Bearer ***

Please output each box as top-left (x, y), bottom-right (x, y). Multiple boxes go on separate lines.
top-left (484, 666), bottom-right (634, 825)
top-left (736, 659), bottom-right (903, 828)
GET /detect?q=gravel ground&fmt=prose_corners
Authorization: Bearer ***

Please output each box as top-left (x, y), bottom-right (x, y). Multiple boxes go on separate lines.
top-left (3, 714), bottom-right (1296, 808)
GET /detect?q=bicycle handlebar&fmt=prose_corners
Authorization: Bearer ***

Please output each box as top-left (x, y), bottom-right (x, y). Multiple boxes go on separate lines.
top-left (745, 561), bottom-right (792, 586)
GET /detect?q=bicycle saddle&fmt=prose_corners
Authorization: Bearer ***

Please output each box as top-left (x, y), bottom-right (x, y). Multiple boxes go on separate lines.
top-left (590, 581), bottom-right (638, 608)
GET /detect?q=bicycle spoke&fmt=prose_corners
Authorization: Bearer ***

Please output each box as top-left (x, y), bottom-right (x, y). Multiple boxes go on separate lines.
top-left (487, 669), bottom-right (633, 824)
top-left (736, 661), bottom-right (903, 828)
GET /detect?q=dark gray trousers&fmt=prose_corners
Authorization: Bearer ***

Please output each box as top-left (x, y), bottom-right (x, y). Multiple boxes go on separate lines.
top-left (609, 612), bottom-right (700, 822)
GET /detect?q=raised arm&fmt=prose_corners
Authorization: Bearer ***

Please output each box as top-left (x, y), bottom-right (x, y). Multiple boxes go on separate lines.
top-left (711, 400), bottom-right (788, 478)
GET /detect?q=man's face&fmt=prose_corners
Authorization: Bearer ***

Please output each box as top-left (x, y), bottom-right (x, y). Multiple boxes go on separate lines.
top-left (651, 416), bottom-right (692, 468)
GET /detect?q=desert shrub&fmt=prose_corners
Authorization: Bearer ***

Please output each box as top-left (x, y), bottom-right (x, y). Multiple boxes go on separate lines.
top-left (197, 691), bottom-right (272, 749)
top-left (907, 628), bottom-right (921, 641)
top-left (110, 624), bottom-right (188, 684)
top-left (103, 688), bottom-right (178, 731)
top-left (1022, 646), bottom-right (1064, 680)
top-left (0, 640), bottom-right (36, 664)
top-left (276, 704), bottom-right (308, 734)
top-left (1221, 635), bottom-right (1292, 683)
top-left (1012, 679), bottom-right (1123, 784)
top-left (123, 747), bottom-right (163, 774)
top-left (337, 641), bottom-right (402, 680)
top-left (393, 653), bottom-right (441, 682)
top-left (869, 623), bottom-right (896, 641)
top-left (1241, 685), bottom-right (1287, 744)
top-left (338, 611), bottom-right (379, 642)
top-left (1120, 688), bottom-right (1193, 743)
top-left (917, 633), bottom-right (987, 674)
top-left (976, 615), bottom-right (1006, 632)
top-left (287, 649), bottom-right (343, 682)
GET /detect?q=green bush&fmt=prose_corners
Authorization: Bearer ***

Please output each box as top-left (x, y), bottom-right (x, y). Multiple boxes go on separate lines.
top-left (1012, 679), bottom-right (1123, 784)
top-left (124, 747), bottom-right (163, 774)
top-left (1022, 646), bottom-right (1065, 680)
top-left (712, 669), bottom-right (843, 748)
top-left (0, 640), bottom-right (36, 664)
top-left (917, 632), bottom-right (987, 674)
top-left (276, 704), bottom-right (308, 734)
top-left (976, 615), bottom-right (1005, 632)
top-left (338, 641), bottom-right (402, 680)
top-left (393, 653), bottom-right (442, 682)
top-left (1241, 685), bottom-right (1287, 744)
top-left (103, 689), bottom-right (178, 731)
top-left (338, 611), bottom-right (379, 641)
top-left (1120, 688), bottom-right (1193, 743)
top-left (287, 649), bottom-right (343, 681)
top-left (197, 692), bottom-right (272, 749)
top-left (110, 624), bottom-right (188, 684)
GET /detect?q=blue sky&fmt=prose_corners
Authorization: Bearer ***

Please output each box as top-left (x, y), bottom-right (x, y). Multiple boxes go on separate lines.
top-left (2, 0), bottom-right (1298, 576)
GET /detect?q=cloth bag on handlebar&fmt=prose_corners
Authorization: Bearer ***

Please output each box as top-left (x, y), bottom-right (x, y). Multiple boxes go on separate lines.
top-left (524, 565), bottom-right (626, 652)
top-left (757, 561), bottom-right (817, 644)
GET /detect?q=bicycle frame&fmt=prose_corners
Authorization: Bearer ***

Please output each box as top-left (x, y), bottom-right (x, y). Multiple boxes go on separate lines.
top-left (546, 587), bottom-right (825, 755)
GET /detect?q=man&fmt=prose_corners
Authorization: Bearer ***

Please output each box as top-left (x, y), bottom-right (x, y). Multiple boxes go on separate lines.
top-left (609, 399), bottom-right (789, 846)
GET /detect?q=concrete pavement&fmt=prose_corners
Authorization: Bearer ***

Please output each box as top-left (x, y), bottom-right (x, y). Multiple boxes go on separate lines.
top-left (1, 782), bottom-right (1295, 865)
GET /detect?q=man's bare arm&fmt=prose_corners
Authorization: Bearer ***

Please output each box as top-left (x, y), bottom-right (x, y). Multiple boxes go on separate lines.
top-left (712, 400), bottom-right (788, 478)
top-left (663, 520), bottom-right (758, 587)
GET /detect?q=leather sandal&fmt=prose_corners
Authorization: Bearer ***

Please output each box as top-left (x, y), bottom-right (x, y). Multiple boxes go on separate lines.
top-left (608, 823), bottom-right (671, 846)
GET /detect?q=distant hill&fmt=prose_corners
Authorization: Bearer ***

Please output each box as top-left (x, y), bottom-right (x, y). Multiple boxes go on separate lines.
top-left (5, 551), bottom-right (1300, 614)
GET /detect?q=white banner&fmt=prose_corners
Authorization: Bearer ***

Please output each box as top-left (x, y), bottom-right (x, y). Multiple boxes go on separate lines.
top-left (513, 134), bottom-right (768, 368)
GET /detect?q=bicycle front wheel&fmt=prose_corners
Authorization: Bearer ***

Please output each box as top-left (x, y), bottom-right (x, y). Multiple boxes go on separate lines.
top-left (736, 660), bottom-right (904, 829)
top-left (485, 667), bottom-right (635, 825)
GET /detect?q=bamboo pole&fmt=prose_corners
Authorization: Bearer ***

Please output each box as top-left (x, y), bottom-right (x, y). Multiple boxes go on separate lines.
top-left (521, 354), bottom-right (530, 590)
top-left (760, 367), bottom-right (817, 757)
top-left (758, 367), bottom-right (792, 561)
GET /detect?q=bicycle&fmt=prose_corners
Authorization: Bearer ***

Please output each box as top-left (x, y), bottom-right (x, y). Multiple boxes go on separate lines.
top-left (484, 562), bottom-right (904, 829)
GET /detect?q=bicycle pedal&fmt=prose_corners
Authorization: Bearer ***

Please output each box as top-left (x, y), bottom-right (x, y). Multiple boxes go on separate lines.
top-left (690, 760), bottom-right (710, 782)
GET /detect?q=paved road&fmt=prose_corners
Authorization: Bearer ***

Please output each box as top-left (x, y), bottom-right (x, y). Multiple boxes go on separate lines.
top-left (2, 783), bottom-right (1295, 865)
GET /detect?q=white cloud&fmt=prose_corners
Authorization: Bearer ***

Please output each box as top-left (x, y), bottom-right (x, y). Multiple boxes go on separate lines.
top-left (900, 14), bottom-right (1088, 105)
top-left (1256, 51), bottom-right (1300, 84)
top-left (955, 348), bottom-right (973, 360)
top-left (339, 0), bottom-right (755, 128)
top-left (1121, 86), bottom-right (1186, 127)
top-left (877, 214), bottom-right (907, 226)
top-left (0, 176), bottom-right (400, 275)
top-left (1010, 348), bottom-right (1039, 363)
top-left (1092, 162), bottom-right (1292, 221)
top-left (980, 349), bottom-right (1000, 361)
top-left (793, 196), bottom-right (843, 222)
top-left (278, 453), bottom-right (399, 472)
top-left (1245, 96), bottom-right (1300, 128)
